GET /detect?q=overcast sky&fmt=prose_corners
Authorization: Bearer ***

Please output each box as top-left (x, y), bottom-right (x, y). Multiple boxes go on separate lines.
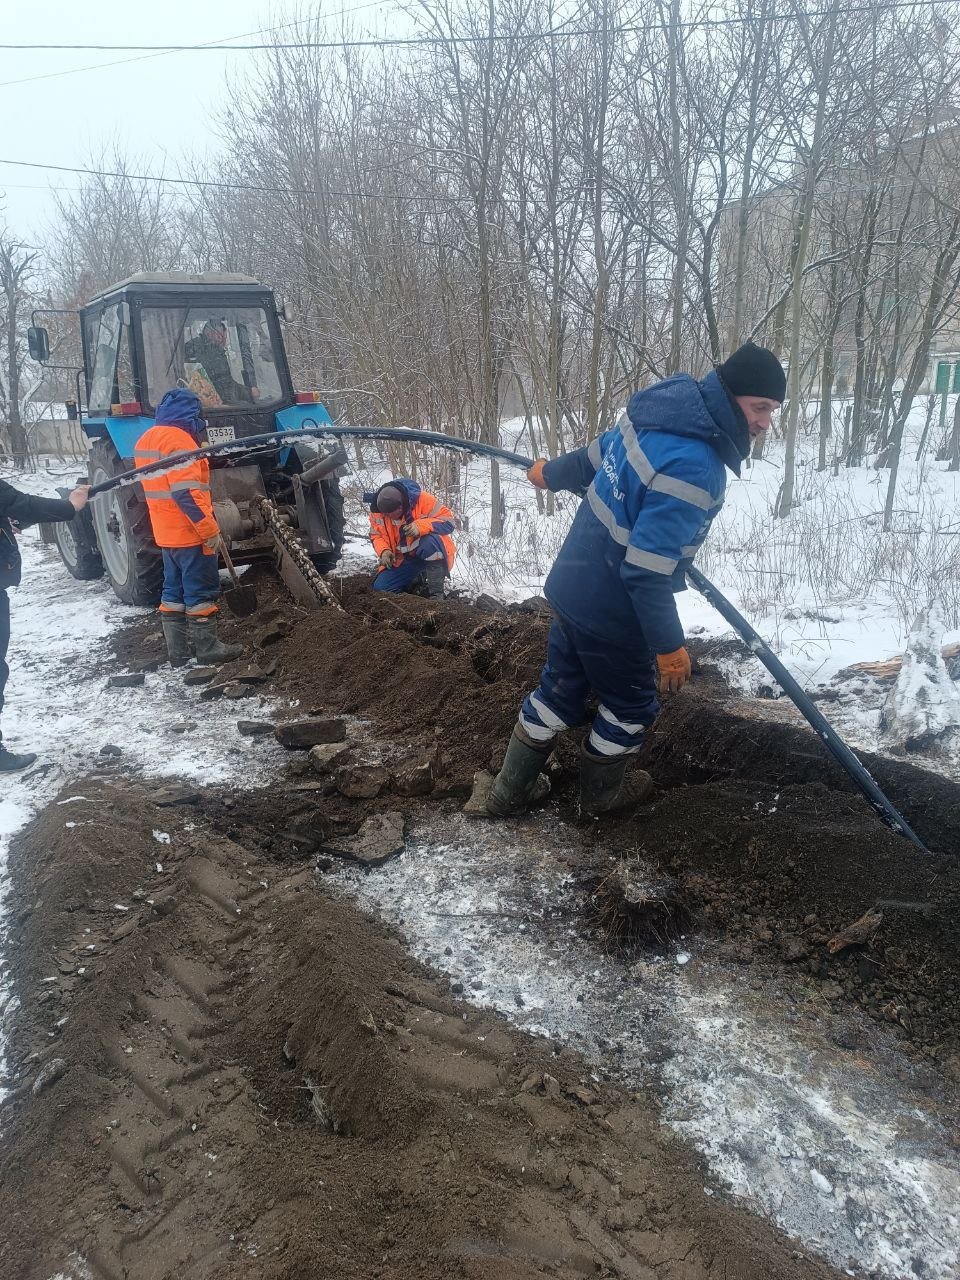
top-left (0, 1), bottom-right (403, 242)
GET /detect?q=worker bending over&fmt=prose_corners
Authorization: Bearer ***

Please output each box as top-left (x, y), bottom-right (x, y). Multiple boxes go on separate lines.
top-left (367, 478), bottom-right (456, 598)
top-left (484, 342), bottom-right (785, 818)
top-left (134, 388), bottom-right (242, 667)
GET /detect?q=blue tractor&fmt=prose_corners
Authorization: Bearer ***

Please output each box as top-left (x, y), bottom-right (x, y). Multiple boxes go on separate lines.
top-left (29, 272), bottom-right (345, 606)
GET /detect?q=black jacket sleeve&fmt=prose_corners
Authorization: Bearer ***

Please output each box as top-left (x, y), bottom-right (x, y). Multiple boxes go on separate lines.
top-left (0, 480), bottom-right (76, 527)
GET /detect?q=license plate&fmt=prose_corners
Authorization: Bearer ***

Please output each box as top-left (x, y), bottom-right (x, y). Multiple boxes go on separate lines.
top-left (206, 425), bottom-right (236, 444)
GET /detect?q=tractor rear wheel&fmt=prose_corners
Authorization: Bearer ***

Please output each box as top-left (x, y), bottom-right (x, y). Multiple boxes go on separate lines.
top-left (88, 438), bottom-right (163, 607)
top-left (309, 475), bottom-right (346, 575)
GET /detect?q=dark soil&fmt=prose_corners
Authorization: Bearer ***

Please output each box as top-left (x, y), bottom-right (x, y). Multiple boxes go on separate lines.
top-left (6, 565), bottom-right (949, 1277)
top-left (0, 777), bottom-right (843, 1280)
top-left (109, 569), bottom-right (960, 1062)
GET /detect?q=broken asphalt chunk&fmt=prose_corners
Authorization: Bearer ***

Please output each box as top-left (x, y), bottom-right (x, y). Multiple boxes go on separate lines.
top-left (237, 720), bottom-right (274, 737)
top-left (319, 811), bottom-right (405, 868)
top-left (336, 764), bottom-right (387, 799)
top-left (184, 667), bottom-right (218, 686)
top-left (107, 673), bottom-right (145, 689)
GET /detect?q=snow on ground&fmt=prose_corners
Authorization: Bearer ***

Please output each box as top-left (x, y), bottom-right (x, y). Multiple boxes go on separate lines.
top-left (339, 810), bottom-right (960, 1280)
top-left (0, 466), bottom-right (286, 1103)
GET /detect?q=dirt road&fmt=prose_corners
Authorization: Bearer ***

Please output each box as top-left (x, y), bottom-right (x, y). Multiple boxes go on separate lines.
top-left (0, 567), bottom-right (958, 1279)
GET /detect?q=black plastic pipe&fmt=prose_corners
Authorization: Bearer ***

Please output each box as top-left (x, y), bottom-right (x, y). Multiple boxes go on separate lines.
top-left (86, 423), bottom-right (534, 496)
top-left (85, 421), bottom-right (931, 853)
top-left (686, 566), bottom-right (929, 854)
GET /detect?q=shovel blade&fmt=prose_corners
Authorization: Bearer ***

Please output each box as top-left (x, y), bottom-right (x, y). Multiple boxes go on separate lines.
top-left (223, 585), bottom-right (258, 618)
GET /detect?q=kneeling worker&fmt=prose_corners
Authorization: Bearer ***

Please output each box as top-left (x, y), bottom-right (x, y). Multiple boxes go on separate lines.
top-left (484, 342), bottom-right (785, 819)
top-left (134, 388), bottom-right (242, 667)
top-left (367, 478), bottom-right (456, 598)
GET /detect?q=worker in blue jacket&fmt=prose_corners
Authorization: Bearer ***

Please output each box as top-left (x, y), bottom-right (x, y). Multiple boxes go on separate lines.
top-left (484, 342), bottom-right (786, 818)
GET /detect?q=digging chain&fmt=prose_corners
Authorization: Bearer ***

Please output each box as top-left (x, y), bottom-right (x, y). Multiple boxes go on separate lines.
top-left (255, 496), bottom-right (344, 612)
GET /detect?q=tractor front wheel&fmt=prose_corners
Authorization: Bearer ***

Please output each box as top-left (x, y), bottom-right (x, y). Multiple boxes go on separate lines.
top-left (52, 508), bottom-right (104, 581)
top-left (88, 439), bottom-right (163, 607)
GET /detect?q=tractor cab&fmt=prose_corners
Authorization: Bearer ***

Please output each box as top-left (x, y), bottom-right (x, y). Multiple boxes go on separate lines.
top-left (78, 273), bottom-right (297, 448)
top-left (31, 273), bottom-right (345, 608)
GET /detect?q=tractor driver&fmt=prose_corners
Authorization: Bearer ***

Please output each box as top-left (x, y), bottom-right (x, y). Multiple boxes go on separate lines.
top-left (185, 319), bottom-right (259, 407)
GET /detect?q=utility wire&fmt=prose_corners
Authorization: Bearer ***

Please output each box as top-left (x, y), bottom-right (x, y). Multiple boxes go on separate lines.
top-left (0, 0), bottom-right (954, 52)
top-left (0, 156), bottom-right (483, 204)
top-left (0, 1), bottom-right (391, 90)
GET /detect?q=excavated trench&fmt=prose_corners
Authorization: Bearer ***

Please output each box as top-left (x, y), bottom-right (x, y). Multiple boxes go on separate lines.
top-left (0, 569), bottom-right (958, 1280)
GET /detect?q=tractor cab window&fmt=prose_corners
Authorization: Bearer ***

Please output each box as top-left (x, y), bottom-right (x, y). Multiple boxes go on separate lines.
top-left (86, 303), bottom-right (135, 411)
top-left (140, 305), bottom-right (284, 412)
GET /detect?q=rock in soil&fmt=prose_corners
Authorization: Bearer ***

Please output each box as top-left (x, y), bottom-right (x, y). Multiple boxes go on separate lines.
top-left (237, 720), bottom-right (274, 737)
top-left (320, 811), bottom-right (406, 867)
top-left (222, 683), bottom-right (251, 700)
top-left (31, 1057), bottom-right (68, 1095)
top-left (275, 718), bottom-right (347, 750)
top-left (392, 761), bottom-right (435, 797)
top-left (169, 721), bottom-right (198, 735)
top-left (336, 764), bottom-right (387, 799)
top-left (99, 744), bottom-right (123, 757)
top-left (106, 673), bottom-right (144, 688)
top-left (308, 742), bottom-right (351, 773)
top-left (230, 663), bottom-right (274, 685)
top-left (257, 619), bottom-right (292, 646)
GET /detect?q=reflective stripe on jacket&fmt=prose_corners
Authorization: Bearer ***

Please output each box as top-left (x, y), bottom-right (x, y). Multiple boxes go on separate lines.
top-left (541, 371), bottom-right (745, 655)
top-left (367, 478), bottom-right (456, 571)
top-left (134, 424), bottom-right (219, 549)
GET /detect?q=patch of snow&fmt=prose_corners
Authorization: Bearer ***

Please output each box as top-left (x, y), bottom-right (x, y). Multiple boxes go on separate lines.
top-left (336, 810), bottom-right (960, 1280)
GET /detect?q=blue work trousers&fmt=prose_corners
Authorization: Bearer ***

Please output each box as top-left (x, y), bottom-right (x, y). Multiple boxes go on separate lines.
top-left (373, 534), bottom-right (447, 593)
top-left (160, 545), bottom-right (221, 616)
top-left (520, 616), bottom-right (659, 756)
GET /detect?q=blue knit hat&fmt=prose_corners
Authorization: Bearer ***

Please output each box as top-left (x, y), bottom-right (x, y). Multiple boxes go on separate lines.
top-left (156, 388), bottom-right (205, 436)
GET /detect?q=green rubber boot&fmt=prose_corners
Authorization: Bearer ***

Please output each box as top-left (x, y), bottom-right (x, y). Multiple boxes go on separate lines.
top-left (486, 726), bottom-right (553, 817)
top-left (160, 613), bottom-right (191, 669)
top-left (579, 745), bottom-right (654, 818)
top-left (186, 615), bottom-right (242, 665)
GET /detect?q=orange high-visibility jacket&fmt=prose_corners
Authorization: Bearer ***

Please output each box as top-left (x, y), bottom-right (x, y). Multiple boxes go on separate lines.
top-left (368, 485), bottom-right (456, 571)
top-left (134, 424), bottom-right (219, 549)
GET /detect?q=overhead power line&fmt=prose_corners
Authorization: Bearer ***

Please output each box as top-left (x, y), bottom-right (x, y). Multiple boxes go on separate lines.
top-left (0, 1), bottom-right (391, 90)
top-left (0, 156), bottom-right (480, 204)
top-left (0, 0), bottom-right (953, 53)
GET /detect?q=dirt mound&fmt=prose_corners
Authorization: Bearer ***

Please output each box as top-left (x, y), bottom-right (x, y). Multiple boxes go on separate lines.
top-left (0, 778), bottom-right (841, 1280)
top-left (108, 572), bottom-right (960, 1055)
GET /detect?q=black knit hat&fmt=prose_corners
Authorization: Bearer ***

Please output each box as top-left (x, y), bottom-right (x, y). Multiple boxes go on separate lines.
top-left (376, 485), bottom-right (406, 514)
top-left (717, 342), bottom-right (786, 403)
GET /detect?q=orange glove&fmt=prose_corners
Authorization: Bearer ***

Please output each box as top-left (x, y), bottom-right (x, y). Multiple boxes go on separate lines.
top-left (527, 458), bottom-right (549, 490)
top-left (656, 646), bottom-right (691, 694)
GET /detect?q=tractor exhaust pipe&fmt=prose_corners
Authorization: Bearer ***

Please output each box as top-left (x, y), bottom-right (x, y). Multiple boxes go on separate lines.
top-left (300, 445), bottom-right (349, 486)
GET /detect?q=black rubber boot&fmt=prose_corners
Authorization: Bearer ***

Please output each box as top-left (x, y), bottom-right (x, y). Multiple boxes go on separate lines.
top-left (0, 746), bottom-right (37, 771)
top-left (419, 562), bottom-right (447, 598)
top-left (160, 613), bottom-right (191, 668)
top-left (579, 745), bottom-right (654, 818)
top-left (487, 726), bottom-right (553, 816)
top-left (187, 616), bottom-right (242, 665)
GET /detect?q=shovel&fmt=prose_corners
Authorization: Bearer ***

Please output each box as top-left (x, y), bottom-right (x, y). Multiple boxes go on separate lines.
top-left (219, 538), bottom-right (258, 618)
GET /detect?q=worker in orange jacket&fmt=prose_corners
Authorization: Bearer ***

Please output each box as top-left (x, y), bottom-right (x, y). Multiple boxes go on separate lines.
top-left (367, 478), bottom-right (456, 597)
top-left (134, 388), bottom-right (242, 667)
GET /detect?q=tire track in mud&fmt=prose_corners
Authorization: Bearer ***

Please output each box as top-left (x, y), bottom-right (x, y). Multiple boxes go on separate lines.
top-left (0, 777), bottom-right (842, 1280)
